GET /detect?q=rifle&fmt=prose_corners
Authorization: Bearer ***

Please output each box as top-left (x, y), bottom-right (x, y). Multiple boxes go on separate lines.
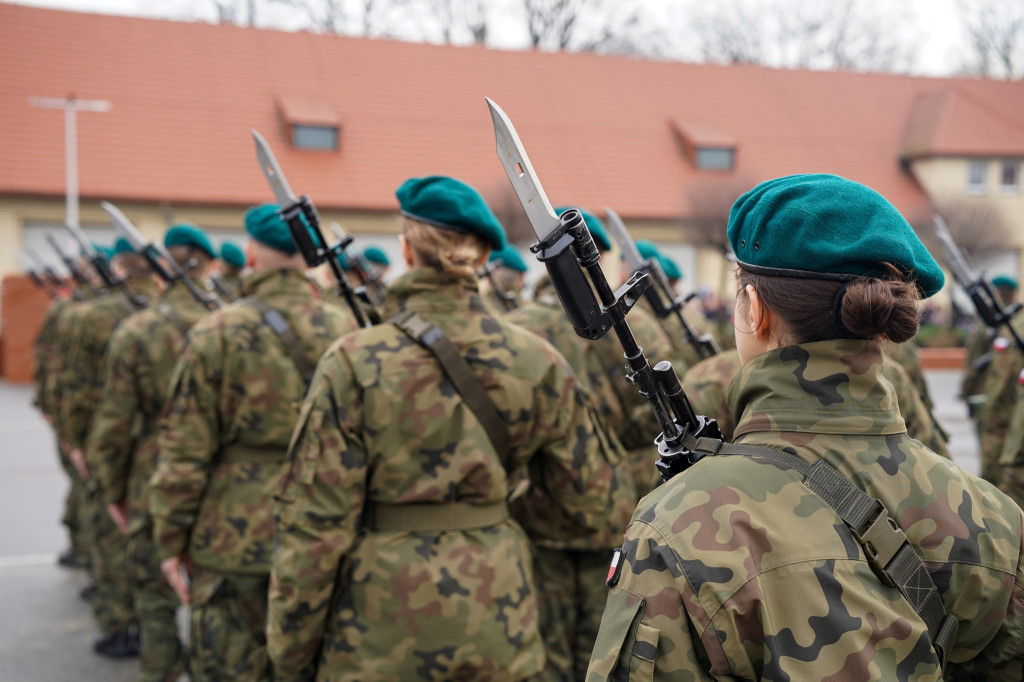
top-left (16, 250), bottom-right (59, 298)
top-left (101, 201), bottom-right (223, 312)
top-left (605, 207), bottom-right (718, 361)
top-left (45, 233), bottom-right (99, 294)
top-left (61, 220), bottom-right (148, 309)
top-left (21, 248), bottom-right (68, 292)
top-left (933, 214), bottom-right (1024, 354)
top-left (250, 130), bottom-right (376, 328)
top-left (487, 98), bottom-right (721, 481)
top-left (327, 222), bottom-right (386, 308)
top-left (207, 272), bottom-right (238, 303)
top-left (479, 258), bottom-right (519, 311)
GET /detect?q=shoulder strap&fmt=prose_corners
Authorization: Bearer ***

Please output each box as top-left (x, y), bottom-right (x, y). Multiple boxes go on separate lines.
top-left (680, 432), bottom-right (959, 671)
top-left (156, 302), bottom-right (191, 337)
top-left (389, 310), bottom-right (511, 465)
top-left (242, 297), bottom-right (318, 387)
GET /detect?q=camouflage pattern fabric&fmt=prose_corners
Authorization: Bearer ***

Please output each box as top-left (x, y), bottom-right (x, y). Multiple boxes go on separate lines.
top-left (881, 354), bottom-right (950, 458)
top-left (150, 268), bottom-right (356, 681)
top-left (189, 570), bottom-right (270, 682)
top-left (885, 340), bottom-right (934, 409)
top-left (681, 349), bottom-right (744, 441)
top-left (33, 296), bottom-right (72, 417)
top-left (961, 323), bottom-right (994, 413)
top-left (507, 274), bottom-right (676, 680)
top-left (86, 280), bottom-right (212, 681)
top-left (80, 481), bottom-right (135, 634)
top-left (267, 268), bottom-right (619, 682)
top-left (978, 317), bottom-right (1024, 485)
top-left (640, 298), bottom-right (720, 370)
top-left (587, 340), bottom-right (1024, 681)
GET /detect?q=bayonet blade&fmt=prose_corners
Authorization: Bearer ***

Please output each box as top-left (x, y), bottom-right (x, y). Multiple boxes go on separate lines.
top-left (485, 98), bottom-right (560, 241)
top-left (101, 201), bottom-right (148, 251)
top-left (604, 207), bottom-right (645, 271)
top-left (251, 129), bottom-right (297, 207)
top-left (933, 214), bottom-right (974, 287)
top-left (63, 220), bottom-right (96, 256)
top-left (329, 222), bottom-right (347, 241)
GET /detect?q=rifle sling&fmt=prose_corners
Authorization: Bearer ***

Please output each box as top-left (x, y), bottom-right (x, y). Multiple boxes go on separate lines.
top-left (678, 431), bottom-right (958, 671)
top-left (242, 298), bottom-right (318, 387)
top-left (388, 310), bottom-right (511, 466)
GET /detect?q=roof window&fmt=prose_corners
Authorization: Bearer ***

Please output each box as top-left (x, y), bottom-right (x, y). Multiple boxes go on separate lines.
top-left (670, 119), bottom-right (737, 172)
top-left (277, 95), bottom-right (340, 152)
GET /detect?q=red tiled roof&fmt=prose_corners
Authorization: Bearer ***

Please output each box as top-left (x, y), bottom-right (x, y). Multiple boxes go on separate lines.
top-left (3, 3), bottom-right (1024, 222)
top-left (902, 84), bottom-right (1024, 159)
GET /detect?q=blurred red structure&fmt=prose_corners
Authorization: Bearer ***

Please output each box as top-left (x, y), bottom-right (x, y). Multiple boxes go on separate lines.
top-left (1, 275), bottom-right (49, 383)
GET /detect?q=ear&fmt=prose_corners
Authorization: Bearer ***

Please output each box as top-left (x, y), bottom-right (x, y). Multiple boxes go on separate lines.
top-left (244, 240), bottom-right (257, 268)
top-left (746, 284), bottom-right (772, 341)
top-left (475, 247), bottom-right (492, 268)
top-left (399, 234), bottom-right (415, 268)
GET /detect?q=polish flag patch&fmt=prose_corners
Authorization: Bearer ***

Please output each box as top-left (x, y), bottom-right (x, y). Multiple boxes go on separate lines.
top-left (994, 337), bottom-right (1011, 352)
top-left (606, 547), bottom-right (624, 587)
top-left (1019, 369), bottom-right (1024, 386)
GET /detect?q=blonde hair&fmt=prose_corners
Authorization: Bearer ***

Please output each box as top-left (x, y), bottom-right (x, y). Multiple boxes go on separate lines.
top-left (401, 216), bottom-right (489, 279)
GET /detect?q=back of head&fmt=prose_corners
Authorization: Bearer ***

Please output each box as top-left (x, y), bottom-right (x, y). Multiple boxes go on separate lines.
top-left (728, 174), bottom-right (943, 345)
top-left (396, 176), bottom-right (506, 279)
top-left (165, 223), bottom-right (216, 275)
top-left (111, 238), bottom-right (150, 280)
top-left (244, 204), bottom-right (307, 271)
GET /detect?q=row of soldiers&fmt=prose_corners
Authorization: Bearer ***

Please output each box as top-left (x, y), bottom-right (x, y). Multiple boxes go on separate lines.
top-left (29, 176), bottom-right (950, 682)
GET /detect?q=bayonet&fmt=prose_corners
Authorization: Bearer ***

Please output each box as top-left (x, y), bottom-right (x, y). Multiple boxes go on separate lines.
top-left (207, 273), bottom-right (238, 302)
top-left (605, 207), bottom-right (718, 360)
top-left (101, 201), bottom-right (222, 311)
top-left (250, 130), bottom-right (375, 327)
top-left (21, 247), bottom-right (66, 291)
top-left (45, 233), bottom-right (97, 292)
top-left (61, 219), bottom-right (148, 309)
top-left (16, 251), bottom-right (57, 297)
top-left (487, 97), bottom-right (721, 481)
top-left (933, 213), bottom-right (1024, 353)
top-left (329, 223), bottom-right (386, 307)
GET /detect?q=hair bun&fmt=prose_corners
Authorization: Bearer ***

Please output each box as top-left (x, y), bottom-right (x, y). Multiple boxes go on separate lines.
top-left (840, 278), bottom-right (919, 343)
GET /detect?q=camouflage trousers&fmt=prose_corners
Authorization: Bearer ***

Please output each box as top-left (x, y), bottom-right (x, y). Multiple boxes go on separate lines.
top-left (128, 525), bottom-right (185, 682)
top-left (189, 569), bottom-right (270, 682)
top-left (77, 482), bottom-right (134, 634)
top-left (533, 547), bottom-right (615, 682)
top-left (62, 475), bottom-right (91, 569)
top-left (979, 424), bottom-right (1006, 485)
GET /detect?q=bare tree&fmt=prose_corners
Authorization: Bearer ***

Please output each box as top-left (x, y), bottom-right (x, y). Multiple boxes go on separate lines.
top-left (678, 0), bottom-right (918, 73)
top-left (679, 175), bottom-right (755, 255)
top-left (955, 0), bottom-right (1024, 79)
top-left (427, 0), bottom-right (490, 45)
top-left (208, 0), bottom-right (259, 24)
top-left (916, 197), bottom-right (1015, 262)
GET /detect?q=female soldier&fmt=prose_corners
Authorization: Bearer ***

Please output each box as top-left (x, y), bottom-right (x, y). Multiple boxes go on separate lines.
top-left (587, 174), bottom-right (1024, 680)
top-left (267, 175), bottom-right (619, 681)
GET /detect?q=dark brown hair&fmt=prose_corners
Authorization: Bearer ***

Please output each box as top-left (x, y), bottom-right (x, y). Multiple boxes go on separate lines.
top-left (167, 245), bottom-right (213, 274)
top-left (736, 264), bottom-right (920, 344)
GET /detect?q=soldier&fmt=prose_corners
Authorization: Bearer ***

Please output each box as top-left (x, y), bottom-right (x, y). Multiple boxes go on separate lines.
top-left (86, 225), bottom-right (218, 682)
top-left (588, 174), bottom-right (1024, 679)
top-left (361, 245), bottom-right (390, 280)
top-left (974, 313), bottom-right (1024, 486)
top-left (60, 239), bottom-right (158, 657)
top-left (481, 244), bottom-right (527, 312)
top-left (682, 347), bottom-right (951, 456)
top-left (266, 176), bottom-right (619, 681)
top-left (961, 276), bottom-right (1016, 426)
top-left (148, 205), bottom-right (359, 682)
top-left (209, 240), bottom-right (246, 301)
top-left (504, 209), bottom-right (673, 681)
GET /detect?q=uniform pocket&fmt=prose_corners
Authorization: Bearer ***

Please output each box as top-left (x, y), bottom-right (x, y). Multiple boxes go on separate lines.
top-left (275, 409), bottom-right (323, 503)
top-left (587, 586), bottom-right (661, 682)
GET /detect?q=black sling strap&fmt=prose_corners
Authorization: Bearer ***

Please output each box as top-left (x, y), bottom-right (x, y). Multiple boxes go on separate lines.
top-left (242, 298), bottom-right (318, 387)
top-left (679, 431), bottom-right (959, 671)
top-left (389, 310), bottom-right (511, 466)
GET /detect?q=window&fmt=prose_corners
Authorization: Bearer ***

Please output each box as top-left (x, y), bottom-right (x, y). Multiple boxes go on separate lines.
top-left (968, 160), bottom-right (987, 194)
top-left (292, 124), bottom-right (338, 151)
top-left (1001, 161), bottom-right (1020, 194)
top-left (696, 147), bottom-right (734, 171)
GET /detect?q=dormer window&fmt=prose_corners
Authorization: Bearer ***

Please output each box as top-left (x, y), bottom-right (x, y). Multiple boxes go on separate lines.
top-left (277, 95), bottom-right (340, 152)
top-left (670, 118), bottom-right (737, 172)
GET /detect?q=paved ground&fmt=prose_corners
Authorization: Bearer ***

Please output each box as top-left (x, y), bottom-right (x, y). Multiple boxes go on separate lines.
top-left (0, 370), bottom-right (979, 680)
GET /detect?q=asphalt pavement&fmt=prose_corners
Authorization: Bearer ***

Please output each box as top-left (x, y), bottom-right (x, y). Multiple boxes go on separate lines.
top-left (0, 370), bottom-right (979, 680)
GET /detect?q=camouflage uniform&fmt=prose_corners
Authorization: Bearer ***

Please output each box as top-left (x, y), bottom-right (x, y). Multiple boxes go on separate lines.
top-left (61, 282), bottom-right (157, 637)
top-left (86, 280), bottom-right (213, 681)
top-left (885, 340), bottom-right (934, 409)
top-left (149, 268), bottom-right (356, 682)
top-left (641, 299), bottom-right (719, 370)
top-left (267, 268), bottom-right (619, 681)
top-left (506, 274), bottom-right (676, 680)
top-left (588, 340), bottom-right (1024, 680)
top-left (976, 317), bottom-right (1024, 485)
top-left (960, 323), bottom-right (994, 417)
top-left (681, 347), bottom-right (950, 456)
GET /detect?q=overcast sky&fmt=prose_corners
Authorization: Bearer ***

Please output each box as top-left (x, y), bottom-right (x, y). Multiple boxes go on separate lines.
top-left (7, 0), bottom-right (967, 76)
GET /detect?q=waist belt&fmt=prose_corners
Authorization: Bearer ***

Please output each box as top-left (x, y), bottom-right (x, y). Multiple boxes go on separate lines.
top-left (219, 444), bottom-right (288, 464)
top-left (363, 500), bottom-right (509, 532)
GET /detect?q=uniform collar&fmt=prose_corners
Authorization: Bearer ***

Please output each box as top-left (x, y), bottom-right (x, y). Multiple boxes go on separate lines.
top-left (381, 268), bottom-right (485, 318)
top-left (728, 339), bottom-right (906, 439)
top-left (240, 268), bottom-right (313, 299)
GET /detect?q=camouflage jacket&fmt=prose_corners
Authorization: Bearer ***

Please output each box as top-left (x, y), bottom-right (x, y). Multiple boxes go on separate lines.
top-left (149, 268), bottom-right (357, 575)
top-left (588, 340), bottom-right (1024, 681)
top-left (509, 275), bottom-right (678, 499)
top-left (85, 281), bottom-right (213, 526)
top-left (58, 281), bottom-right (158, 452)
top-left (267, 268), bottom-right (619, 681)
top-left (961, 323), bottom-right (994, 404)
top-left (44, 293), bottom-right (97, 446)
top-left (978, 317), bottom-right (1024, 484)
top-left (885, 340), bottom-right (934, 409)
top-left (681, 347), bottom-right (950, 456)
top-left (33, 295), bottom-right (73, 417)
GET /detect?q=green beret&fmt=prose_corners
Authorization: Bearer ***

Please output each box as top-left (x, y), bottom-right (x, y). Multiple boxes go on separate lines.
top-left (219, 241), bottom-right (246, 268)
top-left (245, 203), bottom-right (298, 255)
top-left (363, 246), bottom-right (390, 267)
top-left (992, 275), bottom-right (1018, 290)
top-left (90, 243), bottom-right (112, 259)
top-left (488, 246), bottom-right (528, 273)
top-left (728, 174), bottom-right (944, 298)
top-left (164, 223), bottom-right (216, 258)
top-left (112, 237), bottom-right (135, 256)
top-left (555, 207), bottom-right (611, 252)
top-left (396, 176), bottom-right (506, 251)
top-left (636, 240), bottom-right (683, 280)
